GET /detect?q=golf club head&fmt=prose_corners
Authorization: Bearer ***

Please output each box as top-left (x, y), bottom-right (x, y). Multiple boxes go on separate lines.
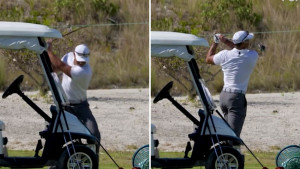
top-left (258, 44), bottom-right (266, 52)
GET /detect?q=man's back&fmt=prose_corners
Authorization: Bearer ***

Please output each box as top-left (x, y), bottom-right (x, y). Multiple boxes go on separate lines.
top-left (61, 52), bottom-right (92, 102)
top-left (214, 48), bottom-right (258, 92)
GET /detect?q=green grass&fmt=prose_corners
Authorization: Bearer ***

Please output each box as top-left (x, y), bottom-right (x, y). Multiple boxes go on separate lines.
top-left (0, 150), bottom-right (277, 168)
top-left (158, 151), bottom-right (277, 169)
top-left (244, 151), bottom-right (277, 169)
top-left (0, 150), bottom-right (133, 169)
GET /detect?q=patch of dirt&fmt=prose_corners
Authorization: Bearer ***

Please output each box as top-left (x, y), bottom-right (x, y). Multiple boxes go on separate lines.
top-left (151, 92), bottom-right (300, 152)
top-left (0, 89), bottom-right (149, 151)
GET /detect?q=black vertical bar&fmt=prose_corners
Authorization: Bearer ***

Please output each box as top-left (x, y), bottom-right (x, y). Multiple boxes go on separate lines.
top-left (37, 37), bottom-right (69, 132)
top-left (168, 97), bottom-right (200, 126)
top-left (18, 91), bottom-right (51, 123)
top-left (187, 59), bottom-right (210, 110)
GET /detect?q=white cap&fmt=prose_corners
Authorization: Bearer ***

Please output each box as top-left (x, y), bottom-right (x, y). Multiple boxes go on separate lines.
top-left (232, 31), bottom-right (254, 44)
top-left (74, 44), bottom-right (90, 62)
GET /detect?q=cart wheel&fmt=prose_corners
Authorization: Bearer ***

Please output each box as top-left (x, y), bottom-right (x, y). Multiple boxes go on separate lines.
top-left (205, 146), bottom-right (244, 169)
top-left (56, 145), bottom-right (98, 169)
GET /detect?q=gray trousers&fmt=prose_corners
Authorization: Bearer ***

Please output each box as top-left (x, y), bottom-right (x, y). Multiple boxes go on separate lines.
top-left (220, 91), bottom-right (247, 137)
top-left (65, 101), bottom-right (101, 152)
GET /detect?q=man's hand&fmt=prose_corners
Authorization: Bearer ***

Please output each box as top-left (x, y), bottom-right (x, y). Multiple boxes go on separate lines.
top-left (218, 34), bottom-right (227, 43)
top-left (46, 39), bottom-right (72, 77)
top-left (218, 34), bottom-right (235, 49)
top-left (213, 34), bottom-right (221, 43)
top-left (47, 39), bottom-right (53, 52)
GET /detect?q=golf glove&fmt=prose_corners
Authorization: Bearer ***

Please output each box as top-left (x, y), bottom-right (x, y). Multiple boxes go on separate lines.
top-left (213, 34), bottom-right (221, 44)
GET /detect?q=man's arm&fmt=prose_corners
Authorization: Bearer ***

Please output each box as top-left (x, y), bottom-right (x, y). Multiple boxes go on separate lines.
top-left (47, 40), bottom-right (72, 77)
top-left (206, 43), bottom-right (218, 65)
top-left (219, 35), bottom-right (235, 49)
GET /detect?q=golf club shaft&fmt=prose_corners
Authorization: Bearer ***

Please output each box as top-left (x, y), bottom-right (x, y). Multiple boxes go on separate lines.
top-left (100, 143), bottom-right (121, 168)
top-left (52, 26), bottom-right (88, 42)
top-left (215, 110), bottom-right (265, 168)
top-left (241, 139), bottom-right (264, 167)
top-left (62, 26), bottom-right (88, 37)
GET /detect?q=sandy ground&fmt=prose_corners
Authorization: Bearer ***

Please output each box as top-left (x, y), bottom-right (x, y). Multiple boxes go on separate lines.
top-left (1, 88), bottom-right (300, 153)
top-left (152, 92), bottom-right (300, 152)
top-left (0, 89), bottom-right (149, 151)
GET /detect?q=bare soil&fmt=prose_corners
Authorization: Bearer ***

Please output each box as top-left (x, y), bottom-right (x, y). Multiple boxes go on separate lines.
top-left (0, 89), bottom-right (149, 151)
top-left (2, 89), bottom-right (299, 153)
top-left (151, 92), bottom-right (300, 152)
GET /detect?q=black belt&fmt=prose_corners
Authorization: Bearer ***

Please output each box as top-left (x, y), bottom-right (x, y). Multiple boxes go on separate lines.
top-left (68, 100), bottom-right (87, 105)
top-left (223, 88), bottom-right (245, 94)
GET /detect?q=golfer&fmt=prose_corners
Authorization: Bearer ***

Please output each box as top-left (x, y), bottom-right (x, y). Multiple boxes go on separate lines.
top-left (47, 41), bottom-right (101, 152)
top-left (205, 31), bottom-right (259, 137)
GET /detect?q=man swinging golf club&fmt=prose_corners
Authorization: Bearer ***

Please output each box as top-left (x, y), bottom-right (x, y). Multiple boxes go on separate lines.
top-left (47, 41), bottom-right (101, 153)
top-left (205, 31), bottom-right (259, 137)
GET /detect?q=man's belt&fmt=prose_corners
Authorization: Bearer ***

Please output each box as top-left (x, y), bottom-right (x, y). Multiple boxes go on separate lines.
top-left (222, 88), bottom-right (246, 94)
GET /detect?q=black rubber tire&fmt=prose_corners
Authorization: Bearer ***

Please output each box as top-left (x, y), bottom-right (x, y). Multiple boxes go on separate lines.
top-left (56, 145), bottom-right (98, 169)
top-left (205, 146), bottom-right (244, 169)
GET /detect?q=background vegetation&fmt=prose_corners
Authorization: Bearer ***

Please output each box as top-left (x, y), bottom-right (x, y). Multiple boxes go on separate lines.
top-left (151, 0), bottom-right (300, 96)
top-left (0, 0), bottom-right (149, 92)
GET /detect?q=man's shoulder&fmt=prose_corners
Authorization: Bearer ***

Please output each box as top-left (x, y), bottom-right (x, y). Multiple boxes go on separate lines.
top-left (247, 50), bottom-right (259, 57)
top-left (220, 49), bottom-right (230, 53)
top-left (71, 65), bottom-right (92, 75)
top-left (63, 52), bottom-right (74, 58)
top-left (215, 49), bottom-right (230, 59)
top-left (213, 50), bottom-right (230, 65)
top-left (249, 49), bottom-right (258, 54)
top-left (216, 49), bottom-right (230, 56)
top-left (62, 52), bottom-right (74, 63)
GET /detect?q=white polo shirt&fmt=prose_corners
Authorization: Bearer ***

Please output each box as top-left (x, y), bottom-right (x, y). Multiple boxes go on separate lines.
top-left (61, 52), bottom-right (92, 103)
top-left (213, 48), bottom-right (258, 93)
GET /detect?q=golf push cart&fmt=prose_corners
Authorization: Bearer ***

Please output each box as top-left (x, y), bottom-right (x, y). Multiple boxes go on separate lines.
top-left (0, 22), bottom-right (99, 168)
top-left (151, 31), bottom-right (245, 169)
